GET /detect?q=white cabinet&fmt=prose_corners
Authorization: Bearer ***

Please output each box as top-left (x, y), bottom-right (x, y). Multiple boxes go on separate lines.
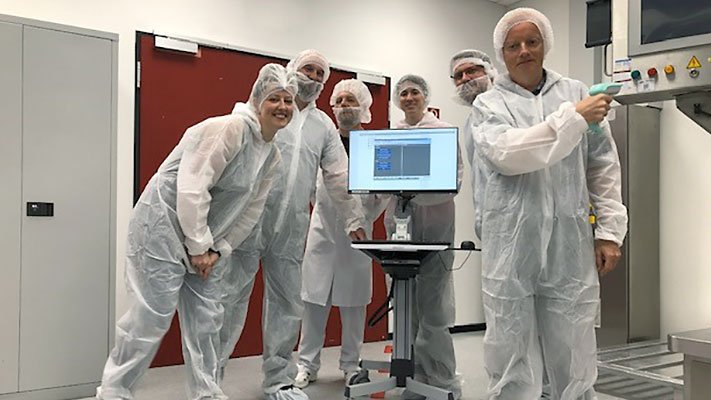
top-left (0, 19), bottom-right (23, 397)
top-left (0, 14), bottom-right (116, 400)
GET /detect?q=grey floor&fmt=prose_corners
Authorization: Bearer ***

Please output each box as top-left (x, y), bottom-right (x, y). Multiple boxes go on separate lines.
top-left (84, 331), bottom-right (623, 400)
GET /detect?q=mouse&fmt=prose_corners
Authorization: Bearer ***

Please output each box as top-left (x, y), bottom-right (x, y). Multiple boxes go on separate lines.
top-left (460, 241), bottom-right (476, 250)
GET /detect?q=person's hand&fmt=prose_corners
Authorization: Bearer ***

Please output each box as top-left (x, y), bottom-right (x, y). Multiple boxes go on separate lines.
top-left (349, 228), bottom-right (368, 241)
top-left (189, 251), bottom-right (220, 279)
top-left (575, 94), bottom-right (612, 124)
top-left (595, 239), bottom-right (622, 277)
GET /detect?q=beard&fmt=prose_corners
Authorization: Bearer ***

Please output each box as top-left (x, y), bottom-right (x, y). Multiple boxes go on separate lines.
top-left (456, 76), bottom-right (491, 105)
top-left (334, 107), bottom-right (361, 130)
top-left (296, 73), bottom-right (324, 103)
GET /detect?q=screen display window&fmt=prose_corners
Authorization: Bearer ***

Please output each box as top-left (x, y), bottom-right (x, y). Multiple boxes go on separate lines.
top-left (641, 0), bottom-right (711, 44)
top-left (349, 128), bottom-right (458, 193)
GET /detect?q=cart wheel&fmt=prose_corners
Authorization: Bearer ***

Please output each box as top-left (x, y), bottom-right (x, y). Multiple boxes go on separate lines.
top-left (347, 369), bottom-right (370, 385)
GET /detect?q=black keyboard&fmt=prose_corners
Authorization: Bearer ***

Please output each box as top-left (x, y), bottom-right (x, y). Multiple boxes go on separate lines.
top-left (352, 240), bottom-right (451, 246)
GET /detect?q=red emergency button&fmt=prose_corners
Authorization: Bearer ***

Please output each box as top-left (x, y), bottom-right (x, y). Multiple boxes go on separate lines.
top-left (648, 67), bottom-right (658, 78)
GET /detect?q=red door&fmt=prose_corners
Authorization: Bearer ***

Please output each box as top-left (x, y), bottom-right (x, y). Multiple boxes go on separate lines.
top-left (135, 33), bottom-right (390, 366)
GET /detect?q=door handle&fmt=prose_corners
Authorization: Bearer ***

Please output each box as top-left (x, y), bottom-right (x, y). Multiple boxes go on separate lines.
top-left (27, 202), bottom-right (54, 217)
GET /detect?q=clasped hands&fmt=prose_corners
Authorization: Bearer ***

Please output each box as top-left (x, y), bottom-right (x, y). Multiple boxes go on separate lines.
top-left (189, 250), bottom-right (220, 279)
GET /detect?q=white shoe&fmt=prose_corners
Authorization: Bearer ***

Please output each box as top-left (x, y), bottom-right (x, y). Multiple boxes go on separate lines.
top-left (294, 365), bottom-right (317, 389)
top-left (267, 386), bottom-right (310, 400)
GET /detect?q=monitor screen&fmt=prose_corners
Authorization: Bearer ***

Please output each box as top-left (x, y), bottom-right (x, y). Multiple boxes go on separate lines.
top-left (628, 0), bottom-right (711, 55)
top-left (641, 0), bottom-right (711, 45)
top-left (348, 127), bottom-right (458, 194)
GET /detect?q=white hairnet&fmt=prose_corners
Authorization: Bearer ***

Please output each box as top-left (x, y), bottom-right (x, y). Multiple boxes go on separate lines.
top-left (249, 63), bottom-right (298, 111)
top-left (329, 79), bottom-right (373, 124)
top-left (450, 49), bottom-right (498, 81)
top-left (394, 74), bottom-right (430, 109)
top-left (286, 49), bottom-right (331, 83)
top-left (493, 7), bottom-right (554, 63)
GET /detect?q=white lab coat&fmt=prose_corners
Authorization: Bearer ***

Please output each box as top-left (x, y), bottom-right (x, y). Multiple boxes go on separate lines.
top-left (301, 173), bottom-right (385, 307)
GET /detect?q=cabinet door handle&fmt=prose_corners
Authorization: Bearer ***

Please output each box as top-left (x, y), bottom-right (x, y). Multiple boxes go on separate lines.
top-left (27, 202), bottom-right (54, 217)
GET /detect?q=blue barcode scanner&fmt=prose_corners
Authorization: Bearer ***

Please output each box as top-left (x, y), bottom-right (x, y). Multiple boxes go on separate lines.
top-left (588, 83), bottom-right (622, 134)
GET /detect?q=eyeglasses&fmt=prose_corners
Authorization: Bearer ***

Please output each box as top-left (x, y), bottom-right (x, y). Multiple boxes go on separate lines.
top-left (502, 37), bottom-right (543, 54)
top-left (452, 65), bottom-right (486, 81)
top-left (334, 95), bottom-right (359, 107)
top-left (300, 64), bottom-right (325, 81)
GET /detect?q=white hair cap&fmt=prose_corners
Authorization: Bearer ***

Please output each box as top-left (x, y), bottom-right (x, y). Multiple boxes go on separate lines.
top-left (449, 49), bottom-right (498, 81)
top-left (493, 7), bottom-right (554, 63)
top-left (286, 49), bottom-right (331, 83)
top-left (248, 63), bottom-right (298, 111)
top-left (394, 74), bottom-right (430, 109)
top-left (330, 79), bottom-right (373, 124)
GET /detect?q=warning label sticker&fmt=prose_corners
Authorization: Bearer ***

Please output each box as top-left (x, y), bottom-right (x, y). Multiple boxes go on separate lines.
top-left (687, 56), bottom-right (702, 69)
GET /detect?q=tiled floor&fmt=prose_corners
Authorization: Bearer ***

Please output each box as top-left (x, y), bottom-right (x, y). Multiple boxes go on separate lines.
top-left (81, 331), bottom-right (624, 399)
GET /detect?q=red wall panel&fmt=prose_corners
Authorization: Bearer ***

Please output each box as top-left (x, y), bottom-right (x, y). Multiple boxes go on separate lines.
top-left (135, 33), bottom-right (389, 367)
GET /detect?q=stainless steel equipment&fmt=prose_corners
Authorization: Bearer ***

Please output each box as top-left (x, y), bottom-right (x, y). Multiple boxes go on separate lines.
top-left (598, 104), bottom-right (661, 348)
top-left (596, 340), bottom-right (683, 399)
top-left (668, 328), bottom-right (711, 400)
top-left (613, 0), bottom-right (711, 134)
top-left (595, 2), bottom-right (711, 398)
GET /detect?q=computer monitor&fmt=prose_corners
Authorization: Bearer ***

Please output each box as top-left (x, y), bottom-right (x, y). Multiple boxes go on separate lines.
top-left (628, 0), bottom-right (711, 56)
top-left (348, 127), bottom-right (458, 194)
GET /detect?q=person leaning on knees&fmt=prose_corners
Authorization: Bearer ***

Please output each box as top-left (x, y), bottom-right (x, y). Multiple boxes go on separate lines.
top-left (467, 7), bottom-right (627, 400)
top-left (96, 63), bottom-right (298, 400)
top-left (216, 49), bottom-right (368, 400)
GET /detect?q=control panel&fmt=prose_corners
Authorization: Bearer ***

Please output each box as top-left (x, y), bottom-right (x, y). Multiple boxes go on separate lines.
top-left (614, 45), bottom-right (711, 104)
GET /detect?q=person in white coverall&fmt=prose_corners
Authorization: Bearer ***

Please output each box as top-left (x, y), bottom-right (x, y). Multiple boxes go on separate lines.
top-left (451, 47), bottom-right (557, 400)
top-left (468, 8), bottom-right (628, 399)
top-left (96, 64), bottom-right (298, 400)
top-left (216, 50), bottom-right (368, 400)
top-left (295, 79), bottom-right (387, 389)
top-left (449, 49), bottom-right (497, 183)
top-left (387, 74), bottom-right (464, 399)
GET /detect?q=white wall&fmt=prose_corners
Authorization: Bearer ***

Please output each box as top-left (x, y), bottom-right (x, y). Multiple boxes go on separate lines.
top-left (1, 0), bottom-right (507, 328)
top-left (567, 0), bottom-right (597, 85)
top-left (658, 104), bottom-right (711, 335)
